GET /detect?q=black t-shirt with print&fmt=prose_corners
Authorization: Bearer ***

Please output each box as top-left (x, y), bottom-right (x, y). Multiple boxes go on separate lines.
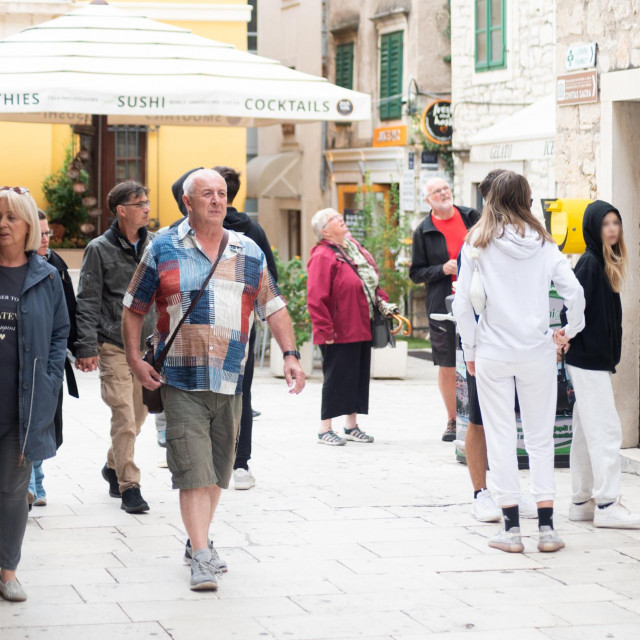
top-left (0, 263), bottom-right (28, 437)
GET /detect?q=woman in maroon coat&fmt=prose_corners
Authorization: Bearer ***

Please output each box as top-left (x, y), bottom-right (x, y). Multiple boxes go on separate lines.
top-left (307, 208), bottom-right (397, 446)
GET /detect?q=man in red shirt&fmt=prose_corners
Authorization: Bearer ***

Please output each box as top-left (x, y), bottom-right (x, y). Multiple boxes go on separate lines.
top-left (409, 178), bottom-right (480, 442)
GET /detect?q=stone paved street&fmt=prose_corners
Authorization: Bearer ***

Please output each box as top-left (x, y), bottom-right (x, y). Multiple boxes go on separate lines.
top-left (2, 355), bottom-right (640, 639)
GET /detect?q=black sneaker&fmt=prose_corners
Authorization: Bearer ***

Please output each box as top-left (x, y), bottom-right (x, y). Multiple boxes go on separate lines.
top-left (441, 419), bottom-right (457, 442)
top-left (120, 487), bottom-right (150, 513)
top-left (101, 464), bottom-right (121, 498)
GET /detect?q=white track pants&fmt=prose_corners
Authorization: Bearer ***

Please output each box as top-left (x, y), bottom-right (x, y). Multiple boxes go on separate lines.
top-left (567, 365), bottom-right (622, 505)
top-left (476, 352), bottom-right (557, 507)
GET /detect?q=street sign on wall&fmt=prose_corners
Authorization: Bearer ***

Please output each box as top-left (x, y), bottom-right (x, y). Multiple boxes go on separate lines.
top-left (557, 69), bottom-right (598, 106)
top-left (373, 125), bottom-right (407, 147)
top-left (565, 42), bottom-right (597, 71)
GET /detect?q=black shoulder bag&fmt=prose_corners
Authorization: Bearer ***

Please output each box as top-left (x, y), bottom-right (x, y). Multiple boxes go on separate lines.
top-left (141, 231), bottom-right (229, 413)
top-left (327, 243), bottom-right (395, 350)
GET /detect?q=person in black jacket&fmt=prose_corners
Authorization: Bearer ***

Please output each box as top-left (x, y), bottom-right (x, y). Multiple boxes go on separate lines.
top-left (27, 211), bottom-right (80, 508)
top-left (556, 200), bottom-right (640, 529)
top-left (171, 166), bottom-right (278, 491)
top-left (409, 178), bottom-right (479, 442)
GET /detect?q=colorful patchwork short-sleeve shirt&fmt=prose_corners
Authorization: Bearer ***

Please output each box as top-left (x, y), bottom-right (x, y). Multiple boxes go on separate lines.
top-left (124, 219), bottom-right (285, 395)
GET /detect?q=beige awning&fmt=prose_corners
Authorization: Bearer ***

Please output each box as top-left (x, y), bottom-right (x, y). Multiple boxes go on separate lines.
top-left (246, 152), bottom-right (301, 199)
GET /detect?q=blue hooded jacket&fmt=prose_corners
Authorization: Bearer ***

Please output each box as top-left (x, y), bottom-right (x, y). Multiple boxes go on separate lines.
top-left (17, 253), bottom-right (69, 462)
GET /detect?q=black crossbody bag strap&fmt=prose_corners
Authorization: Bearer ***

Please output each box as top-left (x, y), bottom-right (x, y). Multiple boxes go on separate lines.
top-left (152, 230), bottom-right (229, 371)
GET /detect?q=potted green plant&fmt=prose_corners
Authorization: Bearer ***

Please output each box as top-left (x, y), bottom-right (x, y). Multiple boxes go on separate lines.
top-left (42, 143), bottom-right (90, 246)
top-left (269, 250), bottom-right (314, 376)
top-left (355, 177), bottom-right (412, 379)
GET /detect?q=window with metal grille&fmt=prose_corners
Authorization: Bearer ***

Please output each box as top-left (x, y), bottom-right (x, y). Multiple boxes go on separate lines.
top-left (475, 0), bottom-right (506, 71)
top-left (111, 126), bottom-right (146, 184)
top-left (379, 31), bottom-right (403, 121)
top-left (335, 42), bottom-right (354, 89)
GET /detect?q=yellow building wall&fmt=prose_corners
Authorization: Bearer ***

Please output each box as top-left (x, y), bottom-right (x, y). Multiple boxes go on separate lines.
top-left (0, 1), bottom-right (249, 228)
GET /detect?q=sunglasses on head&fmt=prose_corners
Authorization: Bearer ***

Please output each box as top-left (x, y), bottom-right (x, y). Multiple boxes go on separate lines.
top-left (0, 186), bottom-right (30, 194)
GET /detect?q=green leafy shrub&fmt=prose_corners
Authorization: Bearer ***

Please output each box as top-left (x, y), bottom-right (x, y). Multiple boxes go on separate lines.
top-left (272, 249), bottom-right (312, 346)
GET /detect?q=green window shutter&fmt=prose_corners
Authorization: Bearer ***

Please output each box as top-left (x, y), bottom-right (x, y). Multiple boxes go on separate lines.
top-left (380, 31), bottom-right (403, 121)
top-left (475, 0), bottom-right (505, 71)
top-left (335, 42), bottom-right (354, 90)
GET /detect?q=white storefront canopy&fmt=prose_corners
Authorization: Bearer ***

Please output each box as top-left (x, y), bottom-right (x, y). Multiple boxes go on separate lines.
top-left (0, 0), bottom-right (371, 127)
top-left (469, 96), bottom-right (555, 163)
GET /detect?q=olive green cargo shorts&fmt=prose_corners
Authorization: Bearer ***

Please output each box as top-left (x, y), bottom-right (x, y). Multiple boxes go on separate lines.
top-left (160, 385), bottom-right (242, 490)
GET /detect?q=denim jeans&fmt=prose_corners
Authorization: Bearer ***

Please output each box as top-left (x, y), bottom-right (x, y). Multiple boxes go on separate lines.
top-left (28, 460), bottom-right (46, 499)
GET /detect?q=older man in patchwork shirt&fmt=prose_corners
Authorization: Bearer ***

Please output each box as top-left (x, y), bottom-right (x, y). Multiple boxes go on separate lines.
top-left (122, 169), bottom-right (305, 592)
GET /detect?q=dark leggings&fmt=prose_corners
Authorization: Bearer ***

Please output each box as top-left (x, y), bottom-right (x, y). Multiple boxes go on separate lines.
top-left (0, 427), bottom-right (32, 571)
top-left (234, 326), bottom-right (256, 471)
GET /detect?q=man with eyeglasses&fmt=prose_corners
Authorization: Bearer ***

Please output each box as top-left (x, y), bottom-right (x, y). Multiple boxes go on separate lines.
top-left (409, 177), bottom-right (480, 443)
top-left (75, 181), bottom-right (155, 514)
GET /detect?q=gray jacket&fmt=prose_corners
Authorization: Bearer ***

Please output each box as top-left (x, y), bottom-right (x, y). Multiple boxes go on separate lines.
top-left (75, 220), bottom-right (154, 357)
top-left (18, 253), bottom-right (69, 462)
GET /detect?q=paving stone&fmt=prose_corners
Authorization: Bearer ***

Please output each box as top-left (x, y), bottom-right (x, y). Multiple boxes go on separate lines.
top-left (0, 603), bottom-right (128, 628)
top-left (540, 624), bottom-right (640, 640)
top-left (0, 622), bottom-right (171, 640)
top-left (541, 600), bottom-right (640, 625)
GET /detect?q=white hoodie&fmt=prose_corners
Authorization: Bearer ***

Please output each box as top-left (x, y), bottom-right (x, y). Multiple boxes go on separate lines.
top-left (453, 225), bottom-right (585, 363)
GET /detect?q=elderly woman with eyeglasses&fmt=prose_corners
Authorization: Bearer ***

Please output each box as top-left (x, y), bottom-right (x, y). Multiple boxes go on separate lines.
top-left (26, 211), bottom-right (79, 510)
top-left (0, 187), bottom-right (69, 602)
top-left (307, 208), bottom-right (397, 446)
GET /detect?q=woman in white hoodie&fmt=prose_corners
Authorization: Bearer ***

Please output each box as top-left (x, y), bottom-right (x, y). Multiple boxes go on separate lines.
top-left (453, 172), bottom-right (585, 554)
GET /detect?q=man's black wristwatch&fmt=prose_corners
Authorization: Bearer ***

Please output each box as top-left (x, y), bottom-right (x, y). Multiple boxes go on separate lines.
top-left (282, 350), bottom-right (301, 360)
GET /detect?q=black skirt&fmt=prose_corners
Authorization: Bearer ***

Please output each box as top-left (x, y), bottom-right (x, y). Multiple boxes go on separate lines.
top-left (319, 341), bottom-right (372, 420)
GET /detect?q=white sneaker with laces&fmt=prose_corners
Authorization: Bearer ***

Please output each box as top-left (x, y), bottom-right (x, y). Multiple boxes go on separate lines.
top-left (518, 494), bottom-right (538, 519)
top-left (471, 489), bottom-right (502, 523)
top-left (569, 498), bottom-right (596, 521)
top-left (488, 527), bottom-right (524, 553)
top-left (594, 497), bottom-right (640, 529)
top-left (537, 526), bottom-right (565, 552)
top-left (233, 467), bottom-right (256, 490)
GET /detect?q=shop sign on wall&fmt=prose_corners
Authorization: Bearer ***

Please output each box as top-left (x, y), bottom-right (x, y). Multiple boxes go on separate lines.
top-left (420, 100), bottom-right (452, 145)
top-left (373, 125), bottom-right (407, 147)
top-left (557, 69), bottom-right (598, 106)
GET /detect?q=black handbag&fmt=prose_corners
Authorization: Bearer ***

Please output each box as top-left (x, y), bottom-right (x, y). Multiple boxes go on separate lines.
top-left (327, 243), bottom-right (395, 350)
top-left (556, 351), bottom-right (573, 415)
top-left (141, 231), bottom-right (229, 413)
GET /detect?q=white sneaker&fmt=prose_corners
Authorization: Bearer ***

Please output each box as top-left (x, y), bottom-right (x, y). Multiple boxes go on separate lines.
top-left (568, 498), bottom-right (596, 521)
top-left (594, 498), bottom-right (640, 529)
top-left (518, 494), bottom-right (538, 519)
top-left (537, 526), bottom-right (565, 552)
top-left (471, 489), bottom-right (502, 523)
top-left (233, 467), bottom-right (256, 491)
top-left (488, 527), bottom-right (524, 553)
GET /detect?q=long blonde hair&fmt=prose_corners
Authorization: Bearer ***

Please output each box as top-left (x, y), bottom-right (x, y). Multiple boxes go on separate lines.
top-left (469, 171), bottom-right (553, 249)
top-left (603, 221), bottom-right (627, 293)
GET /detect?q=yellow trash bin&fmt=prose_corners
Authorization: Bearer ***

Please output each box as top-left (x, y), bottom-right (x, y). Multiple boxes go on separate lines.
top-left (544, 198), bottom-right (592, 254)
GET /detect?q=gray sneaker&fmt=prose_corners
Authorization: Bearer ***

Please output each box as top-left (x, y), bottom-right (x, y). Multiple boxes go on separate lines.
top-left (0, 579), bottom-right (27, 602)
top-left (488, 527), bottom-right (524, 553)
top-left (190, 551), bottom-right (218, 591)
top-left (184, 539), bottom-right (228, 573)
top-left (537, 526), bottom-right (565, 552)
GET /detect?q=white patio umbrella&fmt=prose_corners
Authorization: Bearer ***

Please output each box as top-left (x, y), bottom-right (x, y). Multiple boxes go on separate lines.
top-left (0, 0), bottom-right (370, 127)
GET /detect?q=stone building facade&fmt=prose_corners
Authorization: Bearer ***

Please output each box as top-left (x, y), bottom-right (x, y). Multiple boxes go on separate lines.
top-left (556, 0), bottom-right (640, 448)
top-left (450, 0), bottom-right (556, 217)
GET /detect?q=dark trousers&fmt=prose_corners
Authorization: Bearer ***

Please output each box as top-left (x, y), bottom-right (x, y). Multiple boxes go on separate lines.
top-left (320, 341), bottom-right (371, 421)
top-left (0, 427), bottom-right (32, 571)
top-left (234, 326), bottom-right (256, 470)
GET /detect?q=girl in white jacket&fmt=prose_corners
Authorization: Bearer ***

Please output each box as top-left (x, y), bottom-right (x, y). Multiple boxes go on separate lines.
top-left (453, 171), bottom-right (585, 554)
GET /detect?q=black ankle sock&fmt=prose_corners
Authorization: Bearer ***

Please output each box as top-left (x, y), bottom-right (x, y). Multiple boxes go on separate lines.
top-left (598, 502), bottom-right (614, 509)
top-left (538, 507), bottom-right (554, 529)
top-left (502, 505), bottom-right (520, 531)
top-left (474, 488), bottom-right (487, 500)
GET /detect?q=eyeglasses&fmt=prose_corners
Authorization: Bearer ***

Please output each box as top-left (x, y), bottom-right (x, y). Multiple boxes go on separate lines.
top-left (322, 214), bottom-right (342, 229)
top-left (121, 201), bottom-right (151, 209)
top-left (41, 231), bottom-right (54, 238)
top-left (426, 186), bottom-right (451, 198)
top-left (0, 186), bottom-right (29, 194)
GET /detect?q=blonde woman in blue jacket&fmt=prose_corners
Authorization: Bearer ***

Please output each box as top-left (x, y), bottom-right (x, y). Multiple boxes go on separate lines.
top-left (0, 187), bottom-right (69, 602)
